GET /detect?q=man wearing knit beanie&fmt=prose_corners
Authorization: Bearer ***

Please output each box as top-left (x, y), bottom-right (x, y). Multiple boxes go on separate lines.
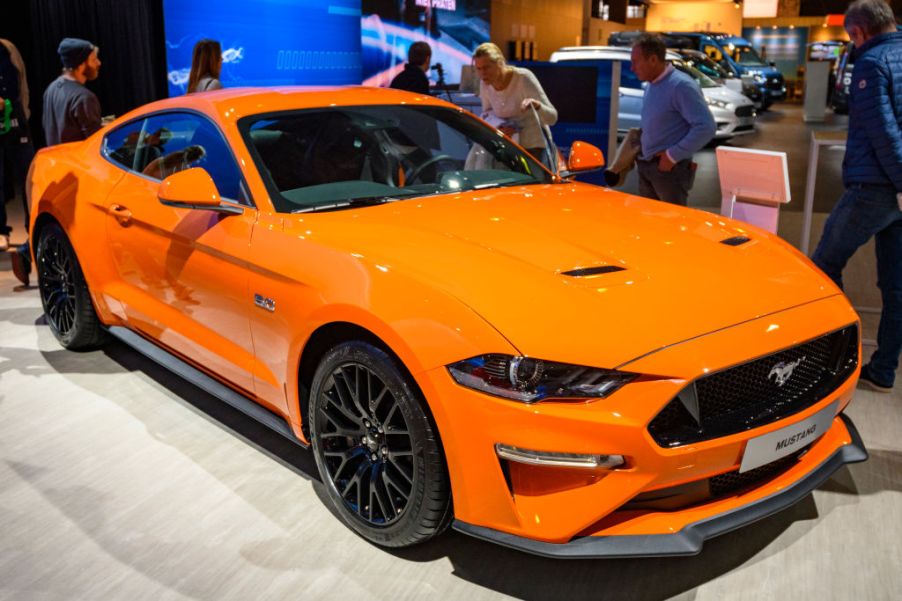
top-left (11, 38), bottom-right (103, 286)
top-left (42, 38), bottom-right (102, 147)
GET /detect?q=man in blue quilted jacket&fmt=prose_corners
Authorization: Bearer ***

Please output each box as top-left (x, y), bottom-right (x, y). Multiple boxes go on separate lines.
top-left (812, 0), bottom-right (902, 393)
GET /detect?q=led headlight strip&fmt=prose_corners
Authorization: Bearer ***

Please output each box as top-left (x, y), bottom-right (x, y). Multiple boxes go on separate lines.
top-left (447, 354), bottom-right (636, 403)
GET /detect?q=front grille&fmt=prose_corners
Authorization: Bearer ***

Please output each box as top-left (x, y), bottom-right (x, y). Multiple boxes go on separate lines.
top-left (623, 449), bottom-right (805, 511)
top-left (735, 105), bottom-right (755, 118)
top-left (621, 447), bottom-right (808, 511)
top-left (708, 452), bottom-right (800, 497)
top-left (648, 324), bottom-right (858, 447)
top-left (766, 76), bottom-right (783, 88)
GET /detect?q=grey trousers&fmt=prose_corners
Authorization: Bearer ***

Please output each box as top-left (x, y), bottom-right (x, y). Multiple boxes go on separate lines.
top-left (636, 158), bottom-right (695, 206)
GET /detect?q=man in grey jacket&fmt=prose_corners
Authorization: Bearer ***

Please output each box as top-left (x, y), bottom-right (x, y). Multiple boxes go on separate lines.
top-left (812, 0), bottom-right (902, 393)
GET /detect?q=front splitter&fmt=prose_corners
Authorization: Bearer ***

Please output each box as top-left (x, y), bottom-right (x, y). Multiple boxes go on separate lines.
top-left (453, 413), bottom-right (867, 559)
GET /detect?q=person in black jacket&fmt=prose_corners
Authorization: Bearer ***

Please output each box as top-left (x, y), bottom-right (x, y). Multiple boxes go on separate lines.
top-left (0, 38), bottom-right (34, 256)
top-left (812, 0), bottom-right (902, 393)
top-left (389, 41), bottom-right (431, 95)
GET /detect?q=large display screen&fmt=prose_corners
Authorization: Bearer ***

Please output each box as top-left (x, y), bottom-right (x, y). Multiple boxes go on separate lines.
top-left (361, 0), bottom-right (489, 88)
top-left (163, 0), bottom-right (362, 96)
top-left (742, 27), bottom-right (808, 79)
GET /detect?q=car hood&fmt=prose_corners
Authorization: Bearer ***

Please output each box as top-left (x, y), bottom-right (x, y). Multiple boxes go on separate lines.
top-left (296, 184), bottom-right (836, 370)
top-left (703, 85), bottom-right (754, 106)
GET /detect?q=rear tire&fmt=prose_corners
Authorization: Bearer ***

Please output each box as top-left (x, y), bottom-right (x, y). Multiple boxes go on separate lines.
top-left (309, 341), bottom-right (451, 547)
top-left (36, 222), bottom-right (107, 350)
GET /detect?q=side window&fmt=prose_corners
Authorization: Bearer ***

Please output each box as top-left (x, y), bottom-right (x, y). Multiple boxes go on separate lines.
top-left (620, 67), bottom-right (643, 90)
top-left (137, 112), bottom-right (247, 203)
top-left (704, 44), bottom-right (725, 64)
top-left (104, 118), bottom-right (147, 171)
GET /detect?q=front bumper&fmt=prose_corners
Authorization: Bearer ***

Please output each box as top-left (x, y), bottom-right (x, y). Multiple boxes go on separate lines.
top-left (416, 294), bottom-right (861, 548)
top-left (454, 413), bottom-right (866, 558)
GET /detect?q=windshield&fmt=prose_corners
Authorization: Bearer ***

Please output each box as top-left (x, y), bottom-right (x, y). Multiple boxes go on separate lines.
top-left (240, 105), bottom-right (552, 213)
top-left (672, 61), bottom-right (719, 88)
top-left (732, 44), bottom-right (766, 66)
top-left (683, 54), bottom-right (729, 80)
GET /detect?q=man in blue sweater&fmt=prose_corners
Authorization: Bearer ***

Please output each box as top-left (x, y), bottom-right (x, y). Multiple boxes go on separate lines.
top-left (630, 34), bottom-right (715, 206)
top-left (812, 0), bottom-right (902, 393)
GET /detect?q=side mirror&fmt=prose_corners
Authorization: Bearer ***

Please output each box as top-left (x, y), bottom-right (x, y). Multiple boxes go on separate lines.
top-left (157, 167), bottom-right (241, 214)
top-left (562, 141), bottom-right (604, 177)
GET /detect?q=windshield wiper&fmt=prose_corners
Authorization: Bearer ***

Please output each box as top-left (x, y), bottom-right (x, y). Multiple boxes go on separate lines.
top-left (292, 193), bottom-right (418, 214)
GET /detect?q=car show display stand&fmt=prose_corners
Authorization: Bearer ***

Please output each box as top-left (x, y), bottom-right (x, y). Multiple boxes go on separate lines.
top-left (803, 61), bottom-right (832, 123)
top-left (716, 146), bottom-right (790, 234)
top-left (801, 130), bottom-right (847, 254)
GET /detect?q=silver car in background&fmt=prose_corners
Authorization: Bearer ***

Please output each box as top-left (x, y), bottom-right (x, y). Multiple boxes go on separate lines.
top-left (549, 46), bottom-right (756, 139)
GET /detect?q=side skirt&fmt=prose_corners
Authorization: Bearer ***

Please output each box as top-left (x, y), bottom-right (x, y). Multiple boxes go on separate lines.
top-left (108, 325), bottom-right (307, 448)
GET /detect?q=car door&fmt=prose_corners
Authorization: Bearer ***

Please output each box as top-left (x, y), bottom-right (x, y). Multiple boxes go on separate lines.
top-left (103, 111), bottom-right (258, 395)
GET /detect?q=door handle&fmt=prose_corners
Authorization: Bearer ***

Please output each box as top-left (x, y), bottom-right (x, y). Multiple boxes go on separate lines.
top-left (109, 204), bottom-right (133, 225)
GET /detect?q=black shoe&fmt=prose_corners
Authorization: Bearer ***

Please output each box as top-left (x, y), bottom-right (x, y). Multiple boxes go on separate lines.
top-left (857, 364), bottom-right (893, 393)
top-left (10, 245), bottom-right (31, 286)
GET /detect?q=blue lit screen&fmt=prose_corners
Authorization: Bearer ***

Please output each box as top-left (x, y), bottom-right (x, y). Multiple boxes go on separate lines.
top-left (163, 0), bottom-right (363, 96)
top-left (361, 0), bottom-right (489, 87)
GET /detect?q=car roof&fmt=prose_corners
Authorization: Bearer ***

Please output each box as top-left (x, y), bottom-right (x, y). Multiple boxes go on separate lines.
top-left (114, 86), bottom-right (453, 124)
top-left (552, 46), bottom-right (681, 60)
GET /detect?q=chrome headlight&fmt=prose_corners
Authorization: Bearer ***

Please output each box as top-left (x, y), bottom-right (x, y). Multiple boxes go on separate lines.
top-left (753, 73), bottom-right (766, 83)
top-left (447, 354), bottom-right (636, 403)
top-left (706, 97), bottom-right (732, 110)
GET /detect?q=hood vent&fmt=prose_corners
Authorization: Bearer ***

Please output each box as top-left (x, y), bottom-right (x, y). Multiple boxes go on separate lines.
top-left (720, 235), bottom-right (751, 247)
top-left (561, 265), bottom-right (626, 277)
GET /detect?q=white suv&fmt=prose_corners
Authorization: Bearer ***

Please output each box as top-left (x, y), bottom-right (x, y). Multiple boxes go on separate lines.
top-left (550, 46), bottom-right (756, 139)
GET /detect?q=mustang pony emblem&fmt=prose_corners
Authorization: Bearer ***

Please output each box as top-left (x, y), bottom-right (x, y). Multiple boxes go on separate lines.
top-left (769, 357), bottom-right (806, 387)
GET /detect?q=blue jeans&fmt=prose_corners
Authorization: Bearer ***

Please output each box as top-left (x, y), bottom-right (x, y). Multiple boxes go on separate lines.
top-left (812, 184), bottom-right (902, 386)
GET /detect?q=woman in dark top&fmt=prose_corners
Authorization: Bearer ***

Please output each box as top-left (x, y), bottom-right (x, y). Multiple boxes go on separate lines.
top-left (187, 39), bottom-right (223, 94)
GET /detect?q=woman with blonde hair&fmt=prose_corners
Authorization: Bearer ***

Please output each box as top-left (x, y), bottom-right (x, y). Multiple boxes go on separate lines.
top-left (187, 39), bottom-right (223, 93)
top-left (471, 42), bottom-right (557, 162)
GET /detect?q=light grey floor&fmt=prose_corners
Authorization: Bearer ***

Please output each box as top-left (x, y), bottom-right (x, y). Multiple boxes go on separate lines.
top-left (2, 117), bottom-right (902, 600)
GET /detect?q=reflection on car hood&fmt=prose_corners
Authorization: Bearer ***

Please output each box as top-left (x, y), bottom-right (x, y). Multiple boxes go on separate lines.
top-left (295, 184), bottom-right (835, 369)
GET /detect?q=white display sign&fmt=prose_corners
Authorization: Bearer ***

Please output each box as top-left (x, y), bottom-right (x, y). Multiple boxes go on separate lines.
top-left (743, 0), bottom-right (779, 18)
top-left (739, 401), bottom-right (838, 473)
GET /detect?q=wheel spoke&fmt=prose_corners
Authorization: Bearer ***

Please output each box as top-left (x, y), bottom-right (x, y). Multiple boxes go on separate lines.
top-left (380, 470), bottom-right (400, 516)
top-left (324, 385), bottom-right (360, 424)
top-left (332, 370), bottom-right (364, 419)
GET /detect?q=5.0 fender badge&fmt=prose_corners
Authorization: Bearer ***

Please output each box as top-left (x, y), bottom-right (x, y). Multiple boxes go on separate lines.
top-left (254, 294), bottom-right (276, 312)
top-left (768, 356), bottom-right (806, 387)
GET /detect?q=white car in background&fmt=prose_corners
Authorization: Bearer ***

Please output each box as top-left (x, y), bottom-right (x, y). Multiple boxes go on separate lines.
top-left (550, 46), bottom-right (756, 139)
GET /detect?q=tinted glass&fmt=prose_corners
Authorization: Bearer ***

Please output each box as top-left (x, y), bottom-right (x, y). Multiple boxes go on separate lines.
top-left (620, 67), bottom-right (643, 90)
top-left (137, 112), bottom-right (246, 202)
top-left (104, 118), bottom-right (148, 171)
top-left (241, 105), bottom-right (552, 213)
top-left (733, 45), bottom-right (766, 66)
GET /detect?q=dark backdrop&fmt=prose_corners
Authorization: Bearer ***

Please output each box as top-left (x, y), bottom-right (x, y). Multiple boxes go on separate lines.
top-left (800, 0), bottom-right (902, 17)
top-left (1, 0), bottom-right (167, 149)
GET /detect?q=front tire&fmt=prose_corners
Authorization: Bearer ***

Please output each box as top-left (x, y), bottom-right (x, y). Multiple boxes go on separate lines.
top-left (309, 341), bottom-right (451, 547)
top-left (36, 222), bottom-right (106, 350)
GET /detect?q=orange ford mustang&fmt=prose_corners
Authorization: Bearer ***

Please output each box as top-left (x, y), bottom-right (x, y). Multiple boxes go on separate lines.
top-left (26, 87), bottom-right (866, 558)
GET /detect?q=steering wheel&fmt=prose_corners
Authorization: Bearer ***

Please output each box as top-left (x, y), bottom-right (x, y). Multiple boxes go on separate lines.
top-left (405, 154), bottom-right (457, 184)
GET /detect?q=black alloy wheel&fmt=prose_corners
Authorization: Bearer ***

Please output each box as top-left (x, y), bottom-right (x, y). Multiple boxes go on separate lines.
top-left (310, 341), bottom-right (451, 547)
top-left (36, 222), bottom-right (106, 350)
